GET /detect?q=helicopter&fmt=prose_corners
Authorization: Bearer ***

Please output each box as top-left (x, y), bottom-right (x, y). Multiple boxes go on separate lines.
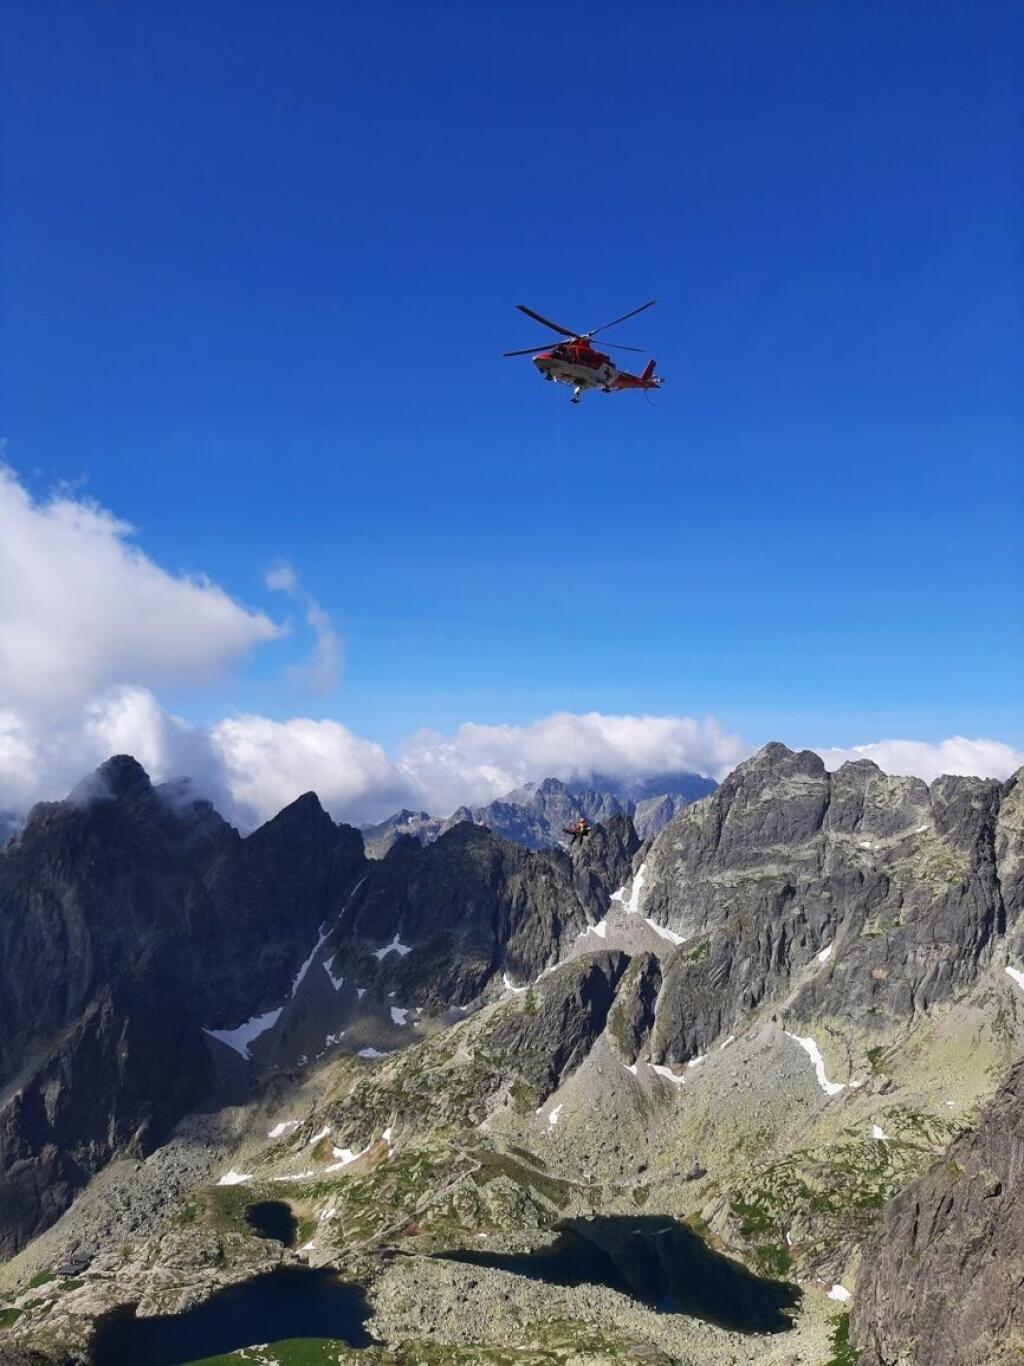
top-left (504, 299), bottom-right (662, 404)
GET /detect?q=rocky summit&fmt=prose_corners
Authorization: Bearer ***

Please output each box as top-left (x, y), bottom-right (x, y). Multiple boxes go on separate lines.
top-left (1, 744), bottom-right (1023, 1365)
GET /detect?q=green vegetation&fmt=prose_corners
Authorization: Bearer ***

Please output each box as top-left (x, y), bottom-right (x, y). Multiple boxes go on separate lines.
top-left (684, 1212), bottom-right (712, 1239)
top-left (186, 1343), bottom-right (361, 1365)
top-left (183, 1314), bottom-right (663, 1365)
top-left (751, 1243), bottom-right (791, 1277)
top-left (472, 1147), bottom-right (571, 1210)
top-left (685, 938), bottom-right (711, 962)
top-left (726, 1108), bottom-right (966, 1269)
top-left (0, 1306), bottom-right (24, 1329)
top-left (26, 1270), bottom-right (56, 1289)
top-left (824, 1310), bottom-right (860, 1366)
top-left (865, 1045), bottom-right (886, 1075)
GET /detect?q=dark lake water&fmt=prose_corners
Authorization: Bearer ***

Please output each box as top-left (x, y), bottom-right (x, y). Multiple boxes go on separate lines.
top-left (438, 1214), bottom-right (800, 1333)
top-left (92, 1266), bottom-right (374, 1365)
top-left (245, 1199), bottom-right (297, 1246)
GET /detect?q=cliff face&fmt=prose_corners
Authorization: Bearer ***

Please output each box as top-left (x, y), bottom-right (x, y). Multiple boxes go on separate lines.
top-left (640, 744), bottom-right (1022, 1064)
top-left (0, 758), bottom-right (637, 1257)
top-left (853, 1057), bottom-right (1024, 1365)
top-left (0, 982), bottom-right (208, 1257)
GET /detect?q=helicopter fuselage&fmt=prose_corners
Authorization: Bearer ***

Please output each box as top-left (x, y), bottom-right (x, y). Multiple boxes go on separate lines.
top-left (533, 344), bottom-right (616, 393)
top-left (531, 342), bottom-right (661, 403)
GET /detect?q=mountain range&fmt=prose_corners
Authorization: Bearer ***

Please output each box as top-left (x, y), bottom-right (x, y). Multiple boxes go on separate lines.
top-left (359, 771), bottom-right (717, 857)
top-left (0, 743), bottom-right (1022, 1365)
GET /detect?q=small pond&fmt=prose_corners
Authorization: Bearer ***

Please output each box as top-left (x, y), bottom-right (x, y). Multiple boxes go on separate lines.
top-left (438, 1214), bottom-right (801, 1333)
top-left (92, 1266), bottom-right (374, 1365)
top-left (245, 1199), bottom-right (298, 1247)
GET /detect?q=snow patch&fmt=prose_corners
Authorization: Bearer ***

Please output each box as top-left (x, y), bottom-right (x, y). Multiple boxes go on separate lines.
top-left (871, 1124), bottom-right (888, 1141)
top-left (204, 1007), bottom-right (283, 1060)
top-left (267, 1120), bottom-right (299, 1140)
top-left (828, 1284), bottom-right (852, 1303)
top-left (581, 918), bottom-right (608, 939)
top-left (217, 1171), bottom-right (252, 1186)
top-left (644, 918), bottom-right (686, 945)
top-left (502, 972), bottom-right (528, 994)
top-left (325, 1143), bottom-right (367, 1172)
top-left (358, 1046), bottom-right (391, 1059)
top-left (273, 1170), bottom-right (315, 1183)
top-left (1005, 966), bottom-right (1024, 991)
top-left (308, 1126), bottom-right (331, 1145)
top-left (390, 1006), bottom-right (409, 1026)
top-left (624, 863), bottom-right (647, 915)
top-left (785, 1032), bottom-right (847, 1098)
top-left (720, 1035), bottom-right (735, 1050)
top-left (622, 1061), bottom-right (639, 1076)
top-left (322, 959), bottom-right (345, 991)
top-left (204, 924), bottom-right (333, 1059)
top-left (687, 1054), bottom-right (705, 1069)
top-left (374, 932), bottom-right (412, 960)
top-left (290, 924), bottom-right (329, 997)
top-left (649, 1063), bottom-right (686, 1086)
top-left (816, 944), bottom-right (833, 964)
top-left (548, 1104), bottom-right (563, 1128)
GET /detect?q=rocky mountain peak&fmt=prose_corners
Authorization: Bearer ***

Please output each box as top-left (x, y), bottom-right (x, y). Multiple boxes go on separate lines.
top-left (738, 741), bottom-right (827, 781)
top-left (69, 753), bottom-right (154, 806)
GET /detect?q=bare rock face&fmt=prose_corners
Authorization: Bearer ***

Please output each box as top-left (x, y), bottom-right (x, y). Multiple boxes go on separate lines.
top-left (852, 1057), bottom-right (1024, 1365)
top-left (322, 814), bottom-right (639, 1010)
top-left (486, 951), bottom-right (630, 1098)
top-left (605, 953), bottom-right (662, 1065)
top-left (0, 756), bottom-right (640, 1259)
top-left (640, 743), bottom-right (1022, 1062)
top-left (0, 981), bottom-right (208, 1260)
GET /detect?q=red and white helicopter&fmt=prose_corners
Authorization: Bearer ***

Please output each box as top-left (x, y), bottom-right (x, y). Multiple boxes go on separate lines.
top-left (504, 299), bottom-right (662, 404)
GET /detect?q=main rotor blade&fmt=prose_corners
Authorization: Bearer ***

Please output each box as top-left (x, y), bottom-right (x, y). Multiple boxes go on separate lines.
top-left (516, 304), bottom-right (579, 337)
top-left (588, 298), bottom-right (656, 336)
top-left (502, 341), bottom-right (647, 356)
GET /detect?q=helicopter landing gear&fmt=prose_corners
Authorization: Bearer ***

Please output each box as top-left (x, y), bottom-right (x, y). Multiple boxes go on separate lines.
top-left (571, 386), bottom-right (583, 404)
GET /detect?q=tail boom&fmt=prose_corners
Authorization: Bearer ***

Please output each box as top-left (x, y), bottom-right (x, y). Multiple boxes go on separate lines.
top-left (611, 358), bottom-right (662, 391)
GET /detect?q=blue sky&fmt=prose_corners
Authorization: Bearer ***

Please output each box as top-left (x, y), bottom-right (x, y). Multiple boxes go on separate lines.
top-left (3, 0), bottom-right (1022, 783)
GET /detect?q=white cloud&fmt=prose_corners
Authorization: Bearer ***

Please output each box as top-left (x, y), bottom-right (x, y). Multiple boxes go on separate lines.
top-left (0, 467), bottom-right (279, 716)
top-left (266, 559), bottom-right (342, 695)
top-left (0, 686), bottom-right (234, 818)
top-left (396, 712), bottom-right (746, 815)
top-left (815, 737), bottom-right (1024, 785)
top-left (2, 702), bottom-right (1022, 832)
top-left (1, 466), bottom-right (1020, 832)
top-left (211, 713), bottom-right (407, 826)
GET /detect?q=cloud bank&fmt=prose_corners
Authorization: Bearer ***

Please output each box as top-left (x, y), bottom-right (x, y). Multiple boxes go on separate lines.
top-left (0, 466), bottom-right (278, 715)
top-left (1, 465), bottom-right (1020, 830)
top-left (816, 737), bottom-right (1024, 786)
top-left (3, 692), bottom-right (1020, 832)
